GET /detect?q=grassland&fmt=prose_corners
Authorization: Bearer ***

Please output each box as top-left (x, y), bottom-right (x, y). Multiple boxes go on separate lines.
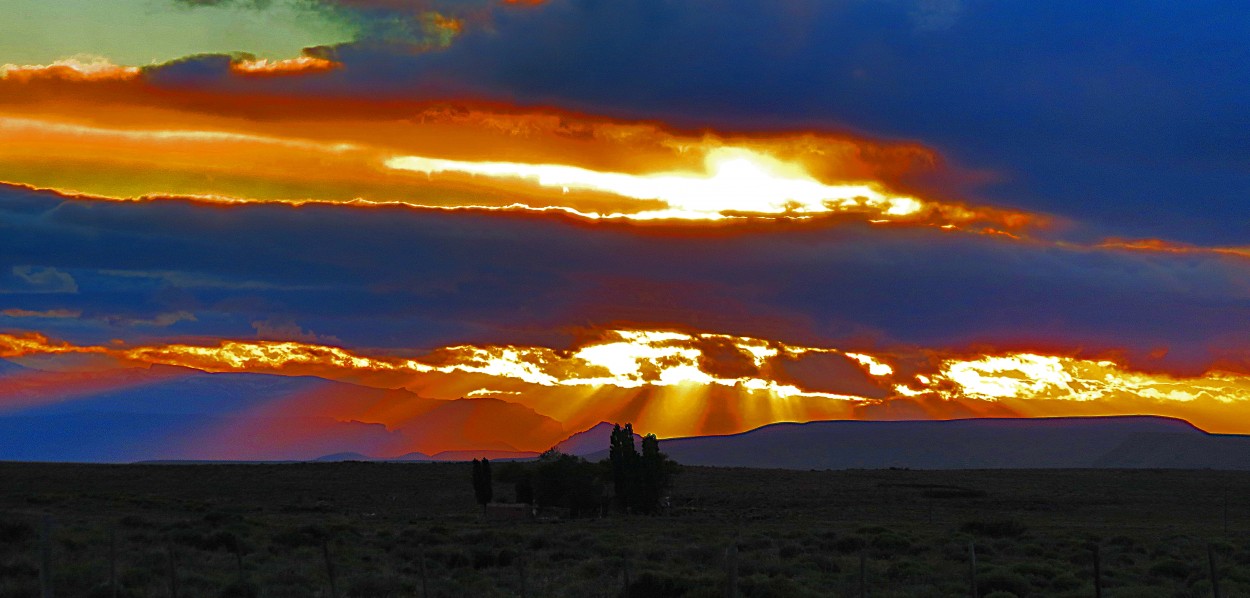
top-left (1, 462), bottom-right (1248, 597)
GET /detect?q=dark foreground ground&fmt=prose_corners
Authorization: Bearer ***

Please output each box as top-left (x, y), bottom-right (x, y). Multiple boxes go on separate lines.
top-left (1, 463), bottom-right (1248, 597)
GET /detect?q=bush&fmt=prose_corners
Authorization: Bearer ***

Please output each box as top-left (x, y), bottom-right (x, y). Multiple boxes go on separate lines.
top-left (961, 520), bottom-right (1028, 538)
top-left (739, 574), bottom-right (815, 598)
top-left (269, 526), bottom-right (331, 549)
top-left (623, 572), bottom-right (698, 598)
top-left (118, 515), bottom-right (155, 529)
top-left (0, 518), bottom-right (34, 543)
top-left (346, 574), bottom-right (405, 598)
top-left (86, 583), bottom-right (142, 598)
top-left (869, 532), bottom-right (912, 555)
top-left (1147, 558), bottom-right (1190, 579)
top-left (833, 536), bottom-right (867, 554)
top-left (977, 568), bottom-right (1030, 596)
top-left (0, 561), bottom-right (37, 579)
top-left (217, 580), bottom-right (260, 598)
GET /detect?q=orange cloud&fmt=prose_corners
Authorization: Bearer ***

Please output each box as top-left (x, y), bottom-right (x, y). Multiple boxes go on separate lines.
top-left (1096, 238), bottom-right (1250, 260)
top-left (0, 57), bottom-right (140, 83)
top-left (230, 56), bottom-right (342, 77)
top-left (0, 67), bottom-right (1040, 231)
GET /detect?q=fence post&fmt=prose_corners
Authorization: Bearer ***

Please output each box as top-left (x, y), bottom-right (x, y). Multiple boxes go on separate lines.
top-left (518, 556), bottom-right (528, 598)
top-left (860, 549), bottom-right (867, 598)
top-left (166, 542), bottom-right (178, 598)
top-left (39, 514), bottom-right (53, 598)
top-left (724, 541), bottom-right (738, 598)
top-left (1093, 544), bottom-right (1101, 598)
top-left (1209, 543), bottom-right (1222, 598)
top-left (1222, 487), bottom-right (1229, 536)
top-left (322, 539), bottom-right (339, 598)
top-left (109, 528), bottom-right (118, 598)
top-left (622, 556), bottom-right (632, 598)
top-left (968, 541), bottom-right (977, 598)
top-left (418, 544), bottom-right (430, 598)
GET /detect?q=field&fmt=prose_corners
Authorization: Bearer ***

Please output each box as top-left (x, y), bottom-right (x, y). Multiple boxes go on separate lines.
top-left (1, 462), bottom-right (1248, 597)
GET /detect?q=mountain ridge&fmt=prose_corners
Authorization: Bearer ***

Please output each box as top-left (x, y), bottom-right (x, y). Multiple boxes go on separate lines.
top-left (637, 415), bottom-right (1250, 470)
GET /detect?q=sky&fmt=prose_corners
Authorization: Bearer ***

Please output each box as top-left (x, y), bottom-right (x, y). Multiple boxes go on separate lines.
top-left (2, 0), bottom-right (1250, 459)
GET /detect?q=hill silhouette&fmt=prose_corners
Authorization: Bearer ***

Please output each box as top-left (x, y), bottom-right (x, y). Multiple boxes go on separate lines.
top-left (631, 416), bottom-right (1250, 470)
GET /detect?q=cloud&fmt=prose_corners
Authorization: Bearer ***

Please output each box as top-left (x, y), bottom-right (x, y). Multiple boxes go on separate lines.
top-left (1, 308), bottom-right (82, 319)
top-left (0, 56), bottom-right (140, 82)
top-left (1, 266), bottom-right (79, 294)
top-left (7, 325), bottom-right (1250, 439)
top-left (1, 183), bottom-right (1248, 377)
top-left (283, 0), bottom-right (1250, 244)
top-left (252, 317), bottom-right (340, 343)
top-left (4, 1), bottom-right (1245, 242)
top-left (910, 0), bottom-right (963, 32)
top-left (102, 311), bottom-right (198, 328)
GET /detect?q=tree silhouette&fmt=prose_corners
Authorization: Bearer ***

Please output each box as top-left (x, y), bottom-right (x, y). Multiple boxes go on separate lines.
top-left (609, 424), bottom-right (640, 511)
top-left (608, 424), bottom-right (675, 513)
top-left (639, 434), bottom-right (669, 514)
top-left (533, 450), bottom-right (603, 516)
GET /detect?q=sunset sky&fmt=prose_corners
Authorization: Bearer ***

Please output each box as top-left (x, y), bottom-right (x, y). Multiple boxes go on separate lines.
top-left (3, 1), bottom-right (1250, 459)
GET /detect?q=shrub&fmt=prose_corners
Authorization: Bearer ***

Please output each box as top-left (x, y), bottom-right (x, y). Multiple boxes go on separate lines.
top-left (739, 574), bottom-right (815, 598)
top-left (430, 548), bottom-right (472, 569)
top-left (977, 568), bottom-right (1030, 596)
top-left (118, 515), bottom-right (155, 529)
top-left (470, 547), bottom-right (498, 568)
top-left (345, 574), bottom-right (405, 598)
top-left (623, 572), bottom-right (698, 598)
top-left (269, 526), bottom-right (331, 549)
top-left (961, 520), bottom-right (1028, 538)
top-left (0, 561), bottom-right (37, 578)
top-left (833, 536), bottom-right (867, 554)
top-left (217, 580), bottom-right (260, 598)
top-left (778, 542), bottom-right (803, 559)
top-left (0, 518), bottom-right (34, 543)
top-left (86, 583), bottom-right (143, 598)
top-left (869, 532), bottom-right (912, 555)
top-left (1147, 558), bottom-right (1190, 580)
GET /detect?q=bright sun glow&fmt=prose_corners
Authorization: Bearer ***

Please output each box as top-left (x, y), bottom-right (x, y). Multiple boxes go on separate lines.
top-left (386, 147), bottom-right (927, 220)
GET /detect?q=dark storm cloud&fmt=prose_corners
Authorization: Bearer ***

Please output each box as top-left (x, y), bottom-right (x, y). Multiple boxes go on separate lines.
top-left (2, 184), bottom-right (1248, 374)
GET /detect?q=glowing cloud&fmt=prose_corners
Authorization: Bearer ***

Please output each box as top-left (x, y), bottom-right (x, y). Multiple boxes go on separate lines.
top-left (0, 63), bottom-right (1039, 230)
top-left (0, 329), bottom-right (869, 399)
top-left (0, 56), bottom-right (139, 82)
top-left (935, 353), bottom-right (1250, 405)
top-left (387, 147), bottom-right (929, 221)
top-left (230, 56), bottom-right (342, 76)
top-left (7, 327), bottom-right (1250, 439)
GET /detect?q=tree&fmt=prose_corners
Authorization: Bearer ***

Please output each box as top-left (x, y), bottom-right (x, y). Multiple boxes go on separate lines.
top-left (532, 450), bottom-right (603, 516)
top-left (609, 423), bottom-right (641, 512)
top-left (638, 434), bottom-right (675, 514)
top-left (607, 424), bottom-right (677, 513)
top-left (472, 458), bottom-right (493, 508)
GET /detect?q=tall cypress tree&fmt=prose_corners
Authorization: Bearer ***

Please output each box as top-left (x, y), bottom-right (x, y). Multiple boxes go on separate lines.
top-left (640, 434), bottom-right (665, 513)
top-left (609, 424), bottom-right (626, 506)
top-left (622, 424), bottom-right (640, 511)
